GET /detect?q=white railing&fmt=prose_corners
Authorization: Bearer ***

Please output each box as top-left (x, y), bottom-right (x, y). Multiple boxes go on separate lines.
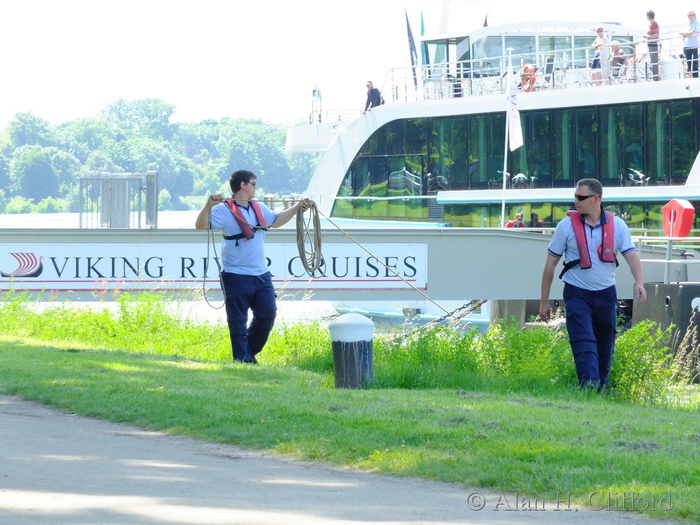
top-left (635, 236), bottom-right (700, 283)
top-left (379, 34), bottom-right (692, 105)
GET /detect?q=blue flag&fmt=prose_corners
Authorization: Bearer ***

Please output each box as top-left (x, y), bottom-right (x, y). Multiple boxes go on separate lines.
top-left (406, 10), bottom-right (418, 89)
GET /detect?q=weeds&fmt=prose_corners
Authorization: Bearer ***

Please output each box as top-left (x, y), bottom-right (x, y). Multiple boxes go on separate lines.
top-left (0, 291), bottom-right (697, 406)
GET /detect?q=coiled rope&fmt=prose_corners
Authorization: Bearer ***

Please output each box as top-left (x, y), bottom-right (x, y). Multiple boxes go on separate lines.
top-left (295, 200), bottom-right (324, 274)
top-left (203, 198), bottom-right (478, 329)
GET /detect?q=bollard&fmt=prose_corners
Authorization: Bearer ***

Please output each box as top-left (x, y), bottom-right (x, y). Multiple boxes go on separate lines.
top-left (328, 314), bottom-right (374, 389)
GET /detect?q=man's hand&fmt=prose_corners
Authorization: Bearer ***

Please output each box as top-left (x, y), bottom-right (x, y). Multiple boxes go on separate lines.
top-left (539, 301), bottom-right (551, 323)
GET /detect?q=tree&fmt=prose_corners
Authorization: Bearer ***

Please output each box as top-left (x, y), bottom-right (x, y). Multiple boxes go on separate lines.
top-left (6, 113), bottom-right (57, 149)
top-left (58, 118), bottom-right (126, 163)
top-left (102, 98), bottom-right (175, 140)
top-left (0, 155), bottom-right (10, 195)
top-left (11, 146), bottom-right (59, 201)
top-left (46, 148), bottom-right (81, 191)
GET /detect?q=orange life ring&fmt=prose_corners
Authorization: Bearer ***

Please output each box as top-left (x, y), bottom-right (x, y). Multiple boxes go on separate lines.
top-left (521, 64), bottom-right (536, 92)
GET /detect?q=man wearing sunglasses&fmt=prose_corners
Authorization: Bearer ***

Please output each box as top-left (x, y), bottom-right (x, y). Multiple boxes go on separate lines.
top-left (196, 169), bottom-right (309, 363)
top-left (539, 178), bottom-right (647, 391)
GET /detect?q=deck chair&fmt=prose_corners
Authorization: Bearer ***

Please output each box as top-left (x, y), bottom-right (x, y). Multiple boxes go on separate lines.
top-left (533, 56), bottom-right (557, 90)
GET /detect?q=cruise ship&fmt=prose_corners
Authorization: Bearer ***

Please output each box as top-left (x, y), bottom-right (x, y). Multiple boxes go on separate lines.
top-left (288, 20), bottom-right (700, 234)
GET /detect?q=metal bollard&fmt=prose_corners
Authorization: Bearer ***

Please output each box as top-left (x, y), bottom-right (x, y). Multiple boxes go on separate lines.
top-left (328, 314), bottom-right (374, 388)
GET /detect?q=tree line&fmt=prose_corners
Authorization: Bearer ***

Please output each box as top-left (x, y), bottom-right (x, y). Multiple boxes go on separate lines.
top-left (0, 98), bottom-right (319, 213)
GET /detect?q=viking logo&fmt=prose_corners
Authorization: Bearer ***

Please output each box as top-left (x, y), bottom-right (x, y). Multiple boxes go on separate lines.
top-left (1, 253), bottom-right (44, 278)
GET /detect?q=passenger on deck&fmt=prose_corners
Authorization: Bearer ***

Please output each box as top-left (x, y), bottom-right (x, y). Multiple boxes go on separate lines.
top-left (363, 81), bottom-right (382, 114)
top-left (506, 212), bottom-right (526, 228)
top-left (611, 41), bottom-right (628, 80)
top-left (643, 10), bottom-right (660, 81)
top-left (680, 11), bottom-right (699, 78)
top-left (592, 26), bottom-right (611, 86)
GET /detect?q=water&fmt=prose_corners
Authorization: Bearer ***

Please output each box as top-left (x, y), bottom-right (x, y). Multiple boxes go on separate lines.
top-left (29, 298), bottom-right (339, 327)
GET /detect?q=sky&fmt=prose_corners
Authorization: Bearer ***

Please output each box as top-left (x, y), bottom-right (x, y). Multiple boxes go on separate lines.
top-left (0, 0), bottom-right (696, 131)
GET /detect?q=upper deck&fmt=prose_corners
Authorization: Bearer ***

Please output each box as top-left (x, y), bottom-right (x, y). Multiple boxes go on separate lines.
top-left (287, 21), bottom-right (689, 153)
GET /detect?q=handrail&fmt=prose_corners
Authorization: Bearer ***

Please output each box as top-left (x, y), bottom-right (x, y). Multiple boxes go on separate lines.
top-left (634, 236), bottom-right (700, 283)
top-left (380, 34), bottom-right (689, 104)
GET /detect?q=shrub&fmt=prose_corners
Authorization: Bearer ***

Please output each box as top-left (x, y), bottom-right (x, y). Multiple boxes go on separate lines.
top-left (36, 197), bottom-right (63, 213)
top-left (4, 196), bottom-right (34, 214)
top-left (608, 321), bottom-right (676, 403)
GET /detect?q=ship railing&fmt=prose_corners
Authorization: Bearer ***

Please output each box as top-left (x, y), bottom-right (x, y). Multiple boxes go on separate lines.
top-left (307, 108), bottom-right (363, 125)
top-left (634, 236), bottom-right (700, 284)
top-left (383, 34), bottom-right (690, 104)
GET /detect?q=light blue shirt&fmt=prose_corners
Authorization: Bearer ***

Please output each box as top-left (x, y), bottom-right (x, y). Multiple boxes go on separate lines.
top-left (209, 201), bottom-right (277, 276)
top-left (685, 18), bottom-right (700, 48)
top-left (547, 213), bottom-right (636, 291)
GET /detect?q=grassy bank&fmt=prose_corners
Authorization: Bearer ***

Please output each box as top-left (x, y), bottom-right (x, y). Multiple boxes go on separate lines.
top-left (0, 292), bottom-right (699, 522)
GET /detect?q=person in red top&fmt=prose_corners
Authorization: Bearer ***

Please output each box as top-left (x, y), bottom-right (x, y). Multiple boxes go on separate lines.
top-left (643, 10), bottom-right (660, 81)
top-left (506, 212), bottom-right (525, 228)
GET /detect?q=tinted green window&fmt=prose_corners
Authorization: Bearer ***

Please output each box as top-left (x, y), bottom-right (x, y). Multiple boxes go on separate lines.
top-left (332, 99), bottom-right (698, 223)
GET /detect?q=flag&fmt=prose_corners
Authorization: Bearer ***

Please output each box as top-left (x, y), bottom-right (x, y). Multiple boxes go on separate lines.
top-left (420, 10), bottom-right (427, 65)
top-left (506, 55), bottom-right (523, 151)
top-left (483, 14), bottom-right (488, 27)
top-left (406, 10), bottom-right (419, 89)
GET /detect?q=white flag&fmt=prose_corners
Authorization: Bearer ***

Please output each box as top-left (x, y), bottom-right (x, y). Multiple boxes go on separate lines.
top-left (507, 56), bottom-right (523, 151)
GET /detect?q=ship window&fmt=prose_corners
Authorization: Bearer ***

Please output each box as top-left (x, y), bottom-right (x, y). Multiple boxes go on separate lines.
top-left (471, 36), bottom-right (503, 62)
top-left (572, 36), bottom-right (593, 68)
top-left (574, 108), bottom-right (597, 179)
top-left (553, 109), bottom-right (574, 187)
top-left (504, 36), bottom-right (536, 64)
top-left (599, 106), bottom-right (620, 186)
top-left (539, 36), bottom-right (572, 52)
top-left (528, 111), bottom-right (552, 187)
top-left (671, 100), bottom-right (694, 184)
top-left (385, 120), bottom-right (405, 156)
top-left (646, 101), bottom-right (670, 184)
top-left (620, 104), bottom-right (644, 184)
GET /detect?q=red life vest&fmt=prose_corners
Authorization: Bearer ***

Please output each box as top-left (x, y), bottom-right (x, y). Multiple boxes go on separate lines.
top-left (559, 209), bottom-right (617, 278)
top-left (222, 199), bottom-right (268, 245)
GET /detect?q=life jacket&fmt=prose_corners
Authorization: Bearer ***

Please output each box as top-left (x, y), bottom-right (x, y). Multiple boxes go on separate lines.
top-left (559, 209), bottom-right (618, 279)
top-left (221, 199), bottom-right (268, 246)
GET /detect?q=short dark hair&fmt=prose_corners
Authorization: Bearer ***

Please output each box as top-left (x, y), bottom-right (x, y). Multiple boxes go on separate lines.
top-left (577, 178), bottom-right (603, 197)
top-left (229, 169), bottom-right (257, 193)
top-left (647, 10), bottom-right (655, 19)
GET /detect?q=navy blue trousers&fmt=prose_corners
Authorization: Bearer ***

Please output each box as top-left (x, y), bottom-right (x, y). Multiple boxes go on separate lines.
top-left (563, 283), bottom-right (618, 390)
top-left (221, 271), bottom-right (277, 363)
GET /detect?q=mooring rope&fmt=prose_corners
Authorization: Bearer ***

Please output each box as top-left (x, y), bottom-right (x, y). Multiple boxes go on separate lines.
top-left (295, 199), bottom-right (324, 274)
top-left (202, 198), bottom-right (480, 329)
top-left (307, 205), bottom-right (473, 329)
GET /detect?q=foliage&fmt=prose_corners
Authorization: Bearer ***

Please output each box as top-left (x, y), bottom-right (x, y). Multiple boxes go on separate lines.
top-left (607, 321), bottom-right (677, 403)
top-left (0, 100), bottom-right (319, 208)
top-left (4, 195), bottom-right (34, 214)
top-left (0, 290), bottom-right (231, 362)
top-left (6, 113), bottom-right (57, 149)
top-left (35, 196), bottom-right (63, 213)
top-left (0, 291), bottom-right (690, 407)
top-left (265, 321), bottom-right (334, 374)
top-left (10, 146), bottom-right (59, 200)
top-left (158, 188), bottom-right (173, 211)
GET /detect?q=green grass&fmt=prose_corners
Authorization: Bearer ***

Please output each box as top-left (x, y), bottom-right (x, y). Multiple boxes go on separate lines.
top-left (0, 291), bottom-right (699, 522)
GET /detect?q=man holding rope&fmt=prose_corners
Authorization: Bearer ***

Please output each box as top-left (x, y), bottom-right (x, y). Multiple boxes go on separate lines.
top-left (195, 169), bottom-right (309, 363)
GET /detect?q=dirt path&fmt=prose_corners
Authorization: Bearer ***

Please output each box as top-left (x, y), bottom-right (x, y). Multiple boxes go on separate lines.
top-left (0, 395), bottom-right (681, 525)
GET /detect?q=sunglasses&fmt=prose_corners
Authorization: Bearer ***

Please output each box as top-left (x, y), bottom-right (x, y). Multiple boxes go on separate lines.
top-left (247, 181), bottom-right (257, 187)
top-left (574, 194), bottom-right (597, 201)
